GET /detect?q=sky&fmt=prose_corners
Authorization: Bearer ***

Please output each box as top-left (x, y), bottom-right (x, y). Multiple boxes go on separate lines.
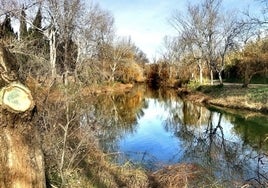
top-left (96, 0), bottom-right (262, 62)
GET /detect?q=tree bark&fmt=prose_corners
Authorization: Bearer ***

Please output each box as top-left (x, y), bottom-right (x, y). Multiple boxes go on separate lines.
top-left (198, 62), bottom-right (203, 84)
top-left (210, 69), bottom-right (214, 85)
top-left (218, 71), bottom-right (223, 85)
top-left (0, 44), bottom-right (46, 188)
top-left (0, 121), bottom-right (46, 188)
top-left (49, 28), bottom-right (57, 80)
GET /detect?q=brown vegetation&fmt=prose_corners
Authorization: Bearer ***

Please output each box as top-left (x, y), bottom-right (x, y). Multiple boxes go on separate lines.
top-left (0, 124), bottom-right (45, 188)
top-left (237, 38), bottom-right (268, 87)
top-left (149, 163), bottom-right (208, 188)
top-left (31, 81), bottom-right (150, 187)
top-left (145, 61), bottom-right (187, 88)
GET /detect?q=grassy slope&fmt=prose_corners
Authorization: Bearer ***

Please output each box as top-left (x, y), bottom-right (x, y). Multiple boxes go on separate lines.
top-left (190, 84), bottom-right (268, 113)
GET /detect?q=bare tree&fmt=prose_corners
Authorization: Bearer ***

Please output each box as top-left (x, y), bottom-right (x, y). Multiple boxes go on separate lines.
top-left (170, 0), bottom-right (219, 84)
top-left (91, 6), bottom-right (114, 81)
top-left (213, 13), bottom-right (245, 84)
top-left (170, 0), bottom-right (244, 85)
top-left (74, 2), bottom-right (115, 83)
top-left (160, 36), bottom-right (182, 81)
top-left (110, 36), bottom-right (140, 82)
top-left (74, 2), bottom-right (113, 60)
top-left (0, 0), bottom-right (20, 17)
top-left (44, 0), bottom-right (84, 84)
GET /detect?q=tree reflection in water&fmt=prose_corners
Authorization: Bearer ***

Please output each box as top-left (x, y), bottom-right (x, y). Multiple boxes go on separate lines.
top-left (162, 99), bottom-right (268, 186)
top-left (79, 85), bottom-right (148, 153)
top-left (80, 85), bottom-right (268, 186)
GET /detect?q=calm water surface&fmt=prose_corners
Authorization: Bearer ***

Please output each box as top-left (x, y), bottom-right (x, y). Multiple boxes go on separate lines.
top-left (82, 85), bottom-right (268, 185)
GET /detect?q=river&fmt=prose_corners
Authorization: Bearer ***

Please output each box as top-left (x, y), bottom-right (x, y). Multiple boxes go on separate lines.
top-left (80, 85), bottom-right (268, 186)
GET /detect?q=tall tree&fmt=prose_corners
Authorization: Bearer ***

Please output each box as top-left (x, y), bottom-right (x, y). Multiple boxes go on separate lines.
top-left (45, 0), bottom-right (84, 82)
top-left (170, 0), bottom-right (243, 85)
top-left (19, 6), bottom-right (27, 39)
top-left (29, 6), bottom-right (42, 39)
top-left (74, 2), bottom-right (115, 83)
top-left (238, 37), bottom-right (268, 87)
top-left (0, 14), bottom-right (15, 40)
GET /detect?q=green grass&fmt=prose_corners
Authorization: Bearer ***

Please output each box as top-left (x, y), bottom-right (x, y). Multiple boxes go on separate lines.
top-left (196, 84), bottom-right (224, 94)
top-left (247, 87), bottom-right (268, 103)
top-left (195, 84), bottom-right (268, 106)
top-left (224, 75), bottom-right (268, 84)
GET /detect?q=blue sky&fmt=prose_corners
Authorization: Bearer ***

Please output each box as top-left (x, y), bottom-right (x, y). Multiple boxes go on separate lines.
top-left (96, 0), bottom-right (262, 61)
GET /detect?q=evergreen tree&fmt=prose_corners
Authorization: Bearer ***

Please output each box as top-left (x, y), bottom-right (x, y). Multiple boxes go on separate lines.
top-left (29, 6), bottom-right (43, 39)
top-left (0, 14), bottom-right (15, 38)
top-left (19, 7), bottom-right (28, 39)
top-left (0, 14), bottom-right (15, 40)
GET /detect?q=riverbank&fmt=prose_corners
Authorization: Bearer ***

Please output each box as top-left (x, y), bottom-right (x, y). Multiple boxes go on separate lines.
top-left (179, 84), bottom-right (268, 114)
top-left (28, 80), bottom-right (267, 187)
top-left (80, 82), bottom-right (134, 95)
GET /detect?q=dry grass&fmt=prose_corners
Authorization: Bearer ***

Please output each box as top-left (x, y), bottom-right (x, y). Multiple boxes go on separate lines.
top-left (148, 163), bottom-right (215, 188)
top-left (83, 147), bottom-right (150, 188)
top-left (50, 143), bottom-right (150, 188)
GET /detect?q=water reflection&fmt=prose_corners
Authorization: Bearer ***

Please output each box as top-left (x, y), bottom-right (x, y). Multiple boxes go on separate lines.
top-left (80, 85), bottom-right (268, 185)
top-left (79, 85), bottom-right (148, 153)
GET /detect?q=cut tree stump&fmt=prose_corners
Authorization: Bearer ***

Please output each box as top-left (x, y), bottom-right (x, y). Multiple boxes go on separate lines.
top-left (0, 44), bottom-right (46, 188)
top-left (0, 82), bottom-right (35, 113)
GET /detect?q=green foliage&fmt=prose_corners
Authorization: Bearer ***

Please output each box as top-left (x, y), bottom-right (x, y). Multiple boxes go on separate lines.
top-left (187, 80), bottom-right (201, 90)
top-left (134, 47), bottom-right (149, 65)
top-left (224, 61), bottom-right (242, 82)
top-left (145, 61), bottom-right (183, 88)
top-left (224, 37), bottom-right (268, 86)
top-left (196, 84), bottom-right (224, 94)
top-left (56, 39), bottom-right (78, 74)
top-left (33, 7), bottom-right (42, 29)
top-left (250, 74), bottom-right (268, 84)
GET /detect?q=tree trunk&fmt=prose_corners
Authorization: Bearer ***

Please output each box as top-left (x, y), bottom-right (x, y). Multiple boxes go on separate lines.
top-left (242, 66), bottom-right (250, 88)
top-left (0, 44), bottom-right (46, 188)
top-left (49, 28), bottom-right (57, 80)
top-left (210, 69), bottom-right (214, 85)
top-left (0, 122), bottom-right (46, 188)
top-left (218, 71), bottom-right (223, 85)
top-left (198, 62), bottom-right (203, 84)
